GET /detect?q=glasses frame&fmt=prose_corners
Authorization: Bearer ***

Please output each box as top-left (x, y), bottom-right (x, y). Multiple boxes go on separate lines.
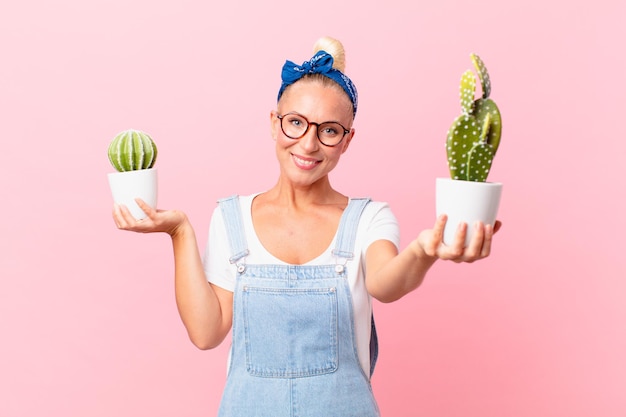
top-left (276, 112), bottom-right (350, 147)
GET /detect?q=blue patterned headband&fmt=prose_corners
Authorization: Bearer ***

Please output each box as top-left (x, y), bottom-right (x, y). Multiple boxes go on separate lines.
top-left (278, 50), bottom-right (358, 117)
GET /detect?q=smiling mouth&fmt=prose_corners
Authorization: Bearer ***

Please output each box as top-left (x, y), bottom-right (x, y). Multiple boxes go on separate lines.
top-left (292, 154), bottom-right (320, 169)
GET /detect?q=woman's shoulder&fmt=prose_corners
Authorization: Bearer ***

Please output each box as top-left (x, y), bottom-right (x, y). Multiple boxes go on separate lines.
top-left (215, 192), bottom-right (262, 211)
top-left (354, 198), bottom-right (394, 215)
top-left (211, 193), bottom-right (260, 227)
top-left (217, 192), bottom-right (261, 203)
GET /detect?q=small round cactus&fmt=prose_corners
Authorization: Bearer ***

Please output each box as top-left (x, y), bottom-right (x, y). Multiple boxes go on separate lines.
top-left (108, 129), bottom-right (158, 172)
top-left (446, 54), bottom-right (502, 182)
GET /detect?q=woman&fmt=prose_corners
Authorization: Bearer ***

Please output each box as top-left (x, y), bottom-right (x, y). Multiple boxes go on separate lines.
top-left (113, 37), bottom-right (500, 417)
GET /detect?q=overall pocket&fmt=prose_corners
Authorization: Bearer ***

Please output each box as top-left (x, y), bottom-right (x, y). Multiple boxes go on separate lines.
top-left (242, 286), bottom-right (338, 378)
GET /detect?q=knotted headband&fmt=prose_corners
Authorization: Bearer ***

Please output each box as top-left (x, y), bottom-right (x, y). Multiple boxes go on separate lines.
top-left (277, 50), bottom-right (358, 117)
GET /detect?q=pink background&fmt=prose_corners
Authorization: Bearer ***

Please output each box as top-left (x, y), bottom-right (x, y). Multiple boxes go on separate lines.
top-left (1, 0), bottom-right (624, 416)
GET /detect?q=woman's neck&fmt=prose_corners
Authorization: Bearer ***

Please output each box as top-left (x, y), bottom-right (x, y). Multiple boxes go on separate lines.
top-left (264, 176), bottom-right (346, 209)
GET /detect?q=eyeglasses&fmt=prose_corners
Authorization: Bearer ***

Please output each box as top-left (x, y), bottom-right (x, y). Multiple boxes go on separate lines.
top-left (276, 112), bottom-right (350, 147)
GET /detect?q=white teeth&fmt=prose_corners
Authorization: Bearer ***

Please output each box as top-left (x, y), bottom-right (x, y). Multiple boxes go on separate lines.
top-left (293, 155), bottom-right (317, 166)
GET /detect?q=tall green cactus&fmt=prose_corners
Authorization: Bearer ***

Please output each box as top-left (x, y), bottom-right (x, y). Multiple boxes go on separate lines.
top-left (108, 129), bottom-right (158, 172)
top-left (446, 54), bottom-right (502, 182)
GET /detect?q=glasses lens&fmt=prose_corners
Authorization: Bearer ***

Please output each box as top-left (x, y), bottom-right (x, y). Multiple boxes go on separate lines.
top-left (317, 122), bottom-right (345, 146)
top-left (281, 114), bottom-right (308, 139)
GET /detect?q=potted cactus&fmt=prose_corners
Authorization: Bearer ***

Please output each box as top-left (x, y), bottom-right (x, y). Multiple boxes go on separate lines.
top-left (107, 129), bottom-right (158, 220)
top-left (436, 54), bottom-right (503, 246)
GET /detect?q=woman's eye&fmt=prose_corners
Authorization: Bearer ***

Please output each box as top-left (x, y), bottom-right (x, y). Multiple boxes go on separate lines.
top-left (286, 117), bottom-right (304, 127)
top-left (322, 126), bottom-right (338, 136)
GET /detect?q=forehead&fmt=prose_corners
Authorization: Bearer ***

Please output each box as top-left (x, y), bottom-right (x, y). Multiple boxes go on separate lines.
top-left (278, 81), bottom-right (353, 123)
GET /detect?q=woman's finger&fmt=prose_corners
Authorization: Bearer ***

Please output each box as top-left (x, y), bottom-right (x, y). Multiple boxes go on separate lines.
top-left (112, 204), bottom-right (124, 229)
top-left (480, 223), bottom-right (494, 258)
top-left (440, 222), bottom-right (467, 261)
top-left (493, 220), bottom-right (502, 234)
top-left (426, 215), bottom-right (447, 254)
top-left (463, 221), bottom-right (485, 261)
top-left (134, 198), bottom-right (156, 219)
top-left (117, 203), bottom-right (142, 228)
top-left (433, 214), bottom-right (447, 240)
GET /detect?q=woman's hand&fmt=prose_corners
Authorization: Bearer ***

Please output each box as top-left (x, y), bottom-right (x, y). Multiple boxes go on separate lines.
top-left (366, 214), bottom-right (501, 302)
top-left (416, 214), bottom-right (502, 263)
top-left (112, 198), bottom-right (188, 237)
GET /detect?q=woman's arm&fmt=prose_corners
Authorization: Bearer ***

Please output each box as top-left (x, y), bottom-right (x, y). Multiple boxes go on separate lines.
top-left (113, 200), bottom-right (233, 350)
top-left (366, 215), bottom-right (500, 303)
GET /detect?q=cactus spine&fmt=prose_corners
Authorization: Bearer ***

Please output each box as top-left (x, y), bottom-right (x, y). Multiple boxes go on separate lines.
top-left (446, 54), bottom-right (502, 182)
top-left (108, 129), bottom-right (158, 172)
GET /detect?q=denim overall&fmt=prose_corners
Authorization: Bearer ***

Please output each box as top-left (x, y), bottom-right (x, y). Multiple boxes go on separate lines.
top-left (217, 196), bottom-right (380, 417)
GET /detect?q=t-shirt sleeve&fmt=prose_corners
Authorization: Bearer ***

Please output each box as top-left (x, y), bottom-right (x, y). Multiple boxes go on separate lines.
top-left (203, 205), bottom-right (236, 292)
top-left (361, 202), bottom-right (401, 251)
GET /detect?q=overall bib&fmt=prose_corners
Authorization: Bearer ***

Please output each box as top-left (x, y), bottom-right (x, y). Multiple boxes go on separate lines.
top-left (217, 196), bottom-right (380, 417)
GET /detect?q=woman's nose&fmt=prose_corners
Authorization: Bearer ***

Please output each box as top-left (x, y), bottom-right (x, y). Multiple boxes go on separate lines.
top-left (300, 125), bottom-right (320, 151)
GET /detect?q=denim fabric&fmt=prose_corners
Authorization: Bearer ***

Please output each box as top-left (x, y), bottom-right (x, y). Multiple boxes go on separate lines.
top-left (217, 196), bottom-right (380, 417)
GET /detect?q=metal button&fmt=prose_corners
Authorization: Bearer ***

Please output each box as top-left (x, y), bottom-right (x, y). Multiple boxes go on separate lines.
top-left (237, 264), bottom-right (246, 273)
top-left (335, 264), bottom-right (344, 274)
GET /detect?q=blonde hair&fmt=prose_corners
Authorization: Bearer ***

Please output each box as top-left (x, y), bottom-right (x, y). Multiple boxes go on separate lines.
top-left (308, 37), bottom-right (352, 109)
top-left (312, 36), bottom-right (346, 73)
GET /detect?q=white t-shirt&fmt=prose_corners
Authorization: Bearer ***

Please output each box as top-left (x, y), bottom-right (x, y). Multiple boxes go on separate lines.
top-left (204, 194), bottom-right (400, 377)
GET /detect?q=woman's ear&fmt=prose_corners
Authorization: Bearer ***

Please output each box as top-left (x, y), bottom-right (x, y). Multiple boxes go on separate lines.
top-left (341, 128), bottom-right (355, 154)
top-left (270, 110), bottom-right (279, 141)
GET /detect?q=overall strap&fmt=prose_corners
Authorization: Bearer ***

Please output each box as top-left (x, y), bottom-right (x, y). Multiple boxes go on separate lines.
top-left (217, 195), bottom-right (250, 264)
top-left (332, 197), bottom-right (379, 378)
top-left (332, 198), bottom-right (371, 260)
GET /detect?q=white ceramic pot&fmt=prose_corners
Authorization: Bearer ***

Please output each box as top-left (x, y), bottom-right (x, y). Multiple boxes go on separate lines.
top-left (108, 168), bottom-right (158, 220)
top-left (436, 177), bottom-right (502, 247)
